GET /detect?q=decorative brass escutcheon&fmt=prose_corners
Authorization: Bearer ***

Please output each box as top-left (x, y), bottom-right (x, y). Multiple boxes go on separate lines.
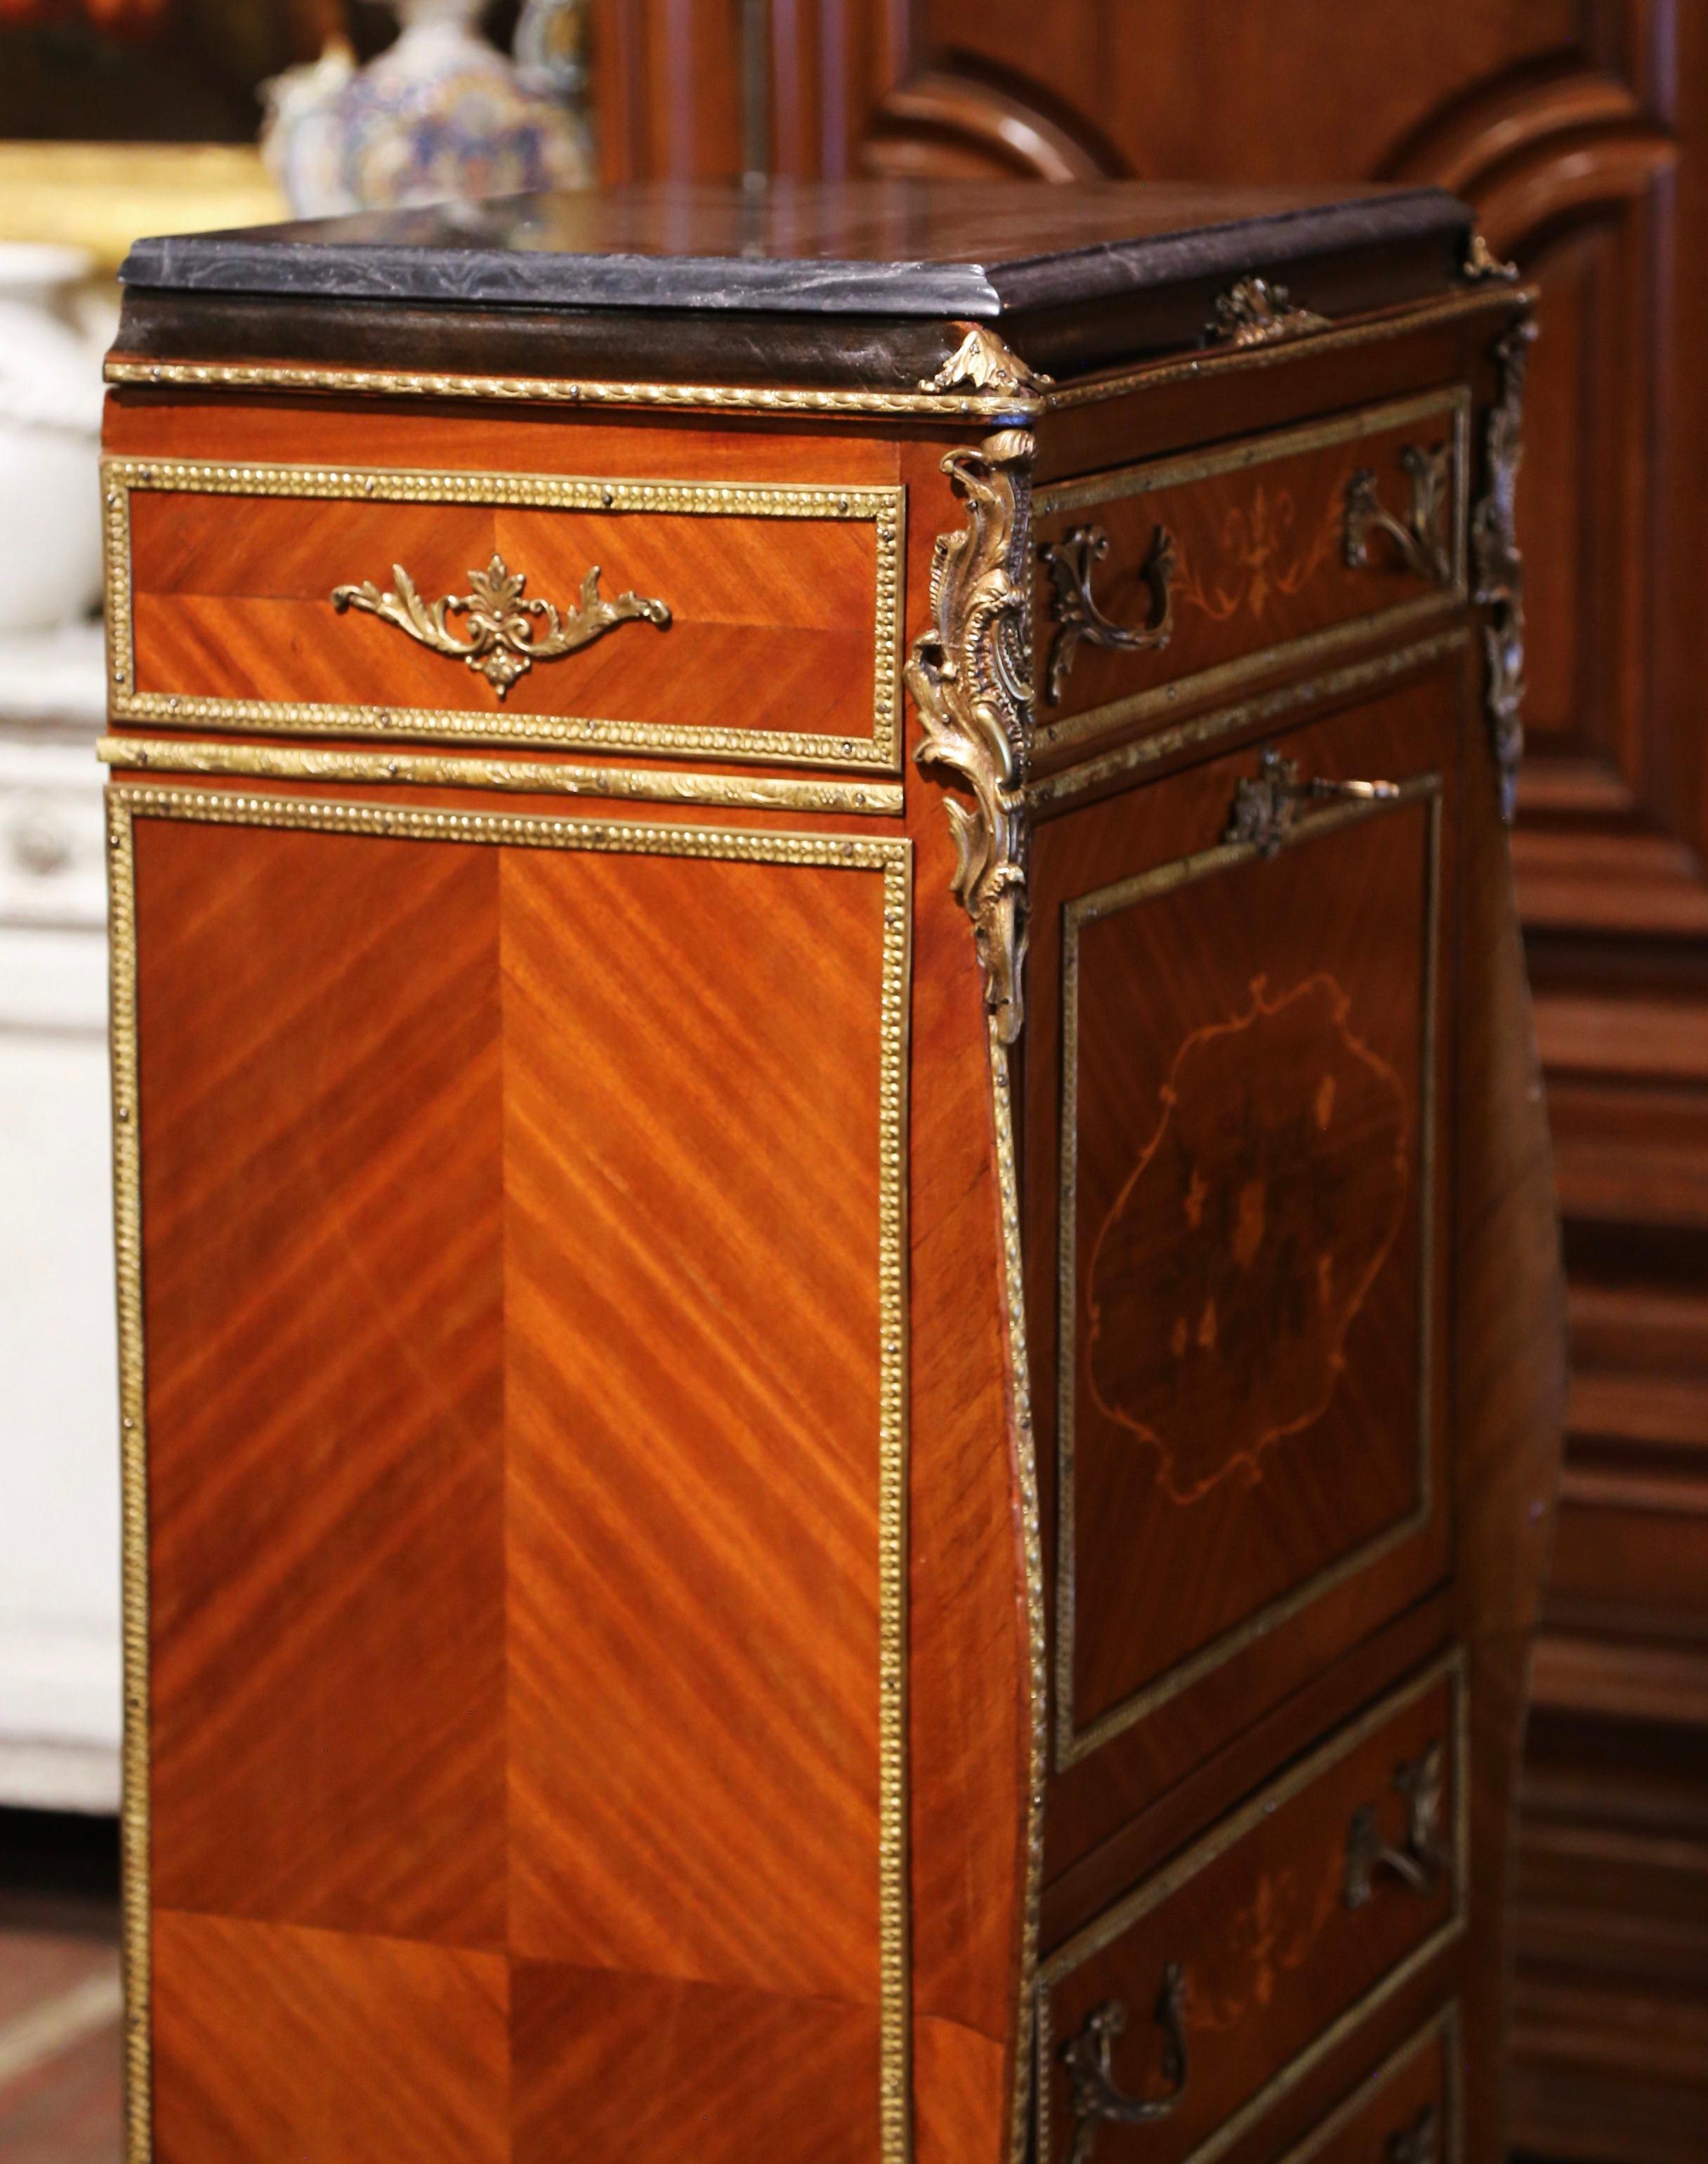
top-left (1039, 522), bottom-right (1176, 704)
top-left (1207, 275), bottom-right (1328, 348)
top-left (331, 552), bottom-right (671, 700)
top-left (1344, 444), bottom-right (1454, 586)
top-left (1344, 1740), bottom-right (1452, 1908)
top-left (1061, 1965), bottom-right (1188, 2164)
top-left (1224, 745), bottom-right (1400, 859)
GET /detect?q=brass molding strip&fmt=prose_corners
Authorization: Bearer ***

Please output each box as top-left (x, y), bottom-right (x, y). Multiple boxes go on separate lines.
top-left (1042, 284), bottom-right (1537, 414)
top-left (105, 807), bottom-right (149, 2164)
top-left (98, 736), bottom-right (906, 815)
top-left (107, 784), bottom-right (914, 2164)
top-left (1034, 388), bottom-right (1466, 518)
top-left (989, 1021), bottom-right (1048, 2164)
top-left (102, 458), bottom-right (905, 773)
top-left (1036, 1652), bottom-right (1470, 2164)
top-left (1036, 390), bottom-right (1470, 757)
top-left (1027, 629), bottom-right (1469, 815)
top-left (1273, 2003), bottom-right (1462, 2164)
top-left (1055, 776), bottom-right (1443, 1770)
top-left (105, 353), bottom-right (1044, 421)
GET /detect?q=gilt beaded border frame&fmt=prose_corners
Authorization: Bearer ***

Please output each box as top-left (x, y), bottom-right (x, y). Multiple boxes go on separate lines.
top-left (107, 784), bottom-right (914, 2164)
top-left (101, 459), bottom-right (906, 773)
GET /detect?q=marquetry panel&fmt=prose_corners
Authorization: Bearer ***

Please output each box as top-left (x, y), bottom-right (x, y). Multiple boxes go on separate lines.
top-left (1035, 1661), bottom-right (1465, 2164)
top-left (1032, 395), bottom-right (1469, 761)
top-left (116, 789), bottom-right (911, 2164)
top-left (1030, 681), bottom-right (1453, 1814)
top-left (105, 459), bottom-right (905, 770)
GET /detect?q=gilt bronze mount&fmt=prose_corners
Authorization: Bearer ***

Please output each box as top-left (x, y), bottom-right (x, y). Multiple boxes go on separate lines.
top-left (1040, 523), bottom-right (1176, 704)
top-left (331, 553), bottom-right (670, 700)
top-left (1062, 1967), bottom-right (1188, 2164)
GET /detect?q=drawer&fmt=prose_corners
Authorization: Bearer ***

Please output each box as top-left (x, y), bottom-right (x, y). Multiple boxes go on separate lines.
top-left (1037, 1660), bottom-right (1465, 2164)
top-left (1275, 2007), bottom-right (1457, 2164)
top-left (1032, 390), bottom-right (1469, 760)
top-left (1031, 679), bottom-right (1454, 1810)
top-left (102, 457), bottom-right (905, 770)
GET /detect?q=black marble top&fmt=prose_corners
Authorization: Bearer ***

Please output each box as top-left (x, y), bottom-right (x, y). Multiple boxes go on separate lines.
top-left (121, 179), bottom-right (1470, 319)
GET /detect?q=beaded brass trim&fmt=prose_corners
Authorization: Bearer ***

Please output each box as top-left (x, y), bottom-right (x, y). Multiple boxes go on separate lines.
top-left (97, 735), bottom-right (906, 815)
top-left (1035, 1654), bottom-right (1469, 2164)
top-left (105, 353), bottom-right (1045, 421)
top-left (988, 1021), bottom-right (1048, 2164)
top-left (1054, 776), bottom-right (1443, 1769)
top-left (107, 785), bottom-right (914, 2164)
top-left (105, 808), bottom-right (148, 2164)
top-left (102, 458), bottom-right (905, 773)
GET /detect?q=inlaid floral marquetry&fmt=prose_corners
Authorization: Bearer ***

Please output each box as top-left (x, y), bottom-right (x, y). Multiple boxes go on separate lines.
top-left (1032, 391), bottom-right (1469, 756)
top-left (1086, 972), bottom-right (1409, 1505)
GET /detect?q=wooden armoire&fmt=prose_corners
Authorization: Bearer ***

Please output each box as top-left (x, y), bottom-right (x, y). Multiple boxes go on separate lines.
top-left (579, 5), bottom-right (1708, 2158)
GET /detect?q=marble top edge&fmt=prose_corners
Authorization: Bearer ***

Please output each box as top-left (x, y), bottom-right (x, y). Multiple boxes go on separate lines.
top-left (119, 237), bottom-right (1008, 316)
top-left (119, 181), bottom-right (1470, 319)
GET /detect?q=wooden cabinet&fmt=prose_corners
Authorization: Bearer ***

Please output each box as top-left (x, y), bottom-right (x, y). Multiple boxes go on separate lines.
top-left (100, 181), bottom-right (1560, 2164)
top-left (589, 6), bottom-right (1708, 2146)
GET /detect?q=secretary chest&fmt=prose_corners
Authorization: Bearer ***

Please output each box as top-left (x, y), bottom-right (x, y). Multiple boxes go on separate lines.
top-left (100, 181), bottom-right (1563, 2164)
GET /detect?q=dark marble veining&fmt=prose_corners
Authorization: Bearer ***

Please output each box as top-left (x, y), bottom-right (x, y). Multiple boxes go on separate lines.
top-left (121, 178), bottom-right (1469, 317)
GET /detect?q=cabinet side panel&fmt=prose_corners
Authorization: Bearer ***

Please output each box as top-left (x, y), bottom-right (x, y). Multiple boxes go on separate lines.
top-left (137, 822), bottom-right (510, 1949)
top-left (502, 848), bottom-right (893, 2158)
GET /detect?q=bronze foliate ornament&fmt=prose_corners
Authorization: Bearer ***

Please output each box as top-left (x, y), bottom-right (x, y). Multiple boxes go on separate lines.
top-left (920, 322), bottom-right (1053, 400)
top-left (907, 427), bottom-right (1037, 1044)
top-left (332, 551), bottom-right (670, 699)
top-left (1471, 317), bottom-right (1537, 821)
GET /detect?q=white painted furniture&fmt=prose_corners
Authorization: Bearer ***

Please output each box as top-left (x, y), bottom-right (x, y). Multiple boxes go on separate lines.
top-left (0, 623), bottom-right (119, 1812)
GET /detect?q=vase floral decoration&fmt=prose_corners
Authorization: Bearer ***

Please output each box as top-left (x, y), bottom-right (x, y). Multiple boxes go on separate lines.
top-left (262, 0), bottom-right (593, 218)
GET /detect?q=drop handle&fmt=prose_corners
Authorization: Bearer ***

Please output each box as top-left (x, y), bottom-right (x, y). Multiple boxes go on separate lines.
top-left (1344, 442), bottom-right (1454, 587)
top-left (1225, 746), bottom-right (1400, 858)
top-left (1062, 1965), bottom-right (1188, 2164)
top-left (1386, 2103), bottom-right (1441, 2164)
top-left (1344, 1741), bottom-right (1452, 1909)
top-left (1039, 520), bottom-right (1176, 704)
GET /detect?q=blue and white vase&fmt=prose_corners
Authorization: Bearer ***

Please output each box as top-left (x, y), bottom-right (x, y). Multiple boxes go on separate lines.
top-left (262, 0), bottom-right (594, 219)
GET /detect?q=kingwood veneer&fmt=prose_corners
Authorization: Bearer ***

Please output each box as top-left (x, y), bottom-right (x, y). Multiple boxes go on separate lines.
top-left (100, 180), bottom-right (1563, 2164)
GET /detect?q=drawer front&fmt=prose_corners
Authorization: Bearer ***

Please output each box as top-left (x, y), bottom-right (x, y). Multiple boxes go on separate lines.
top-left (1036, 681), bottom-right (1452, 1790)
top-left (1037, 1662), bottom-right (1465, 2164)
top-left (1277, 2007), bottom-right (1457, 2164)
top-left (103, 458), bottom-right (904, 770)
top-left (1033, 391), bottom-right (1468, 757)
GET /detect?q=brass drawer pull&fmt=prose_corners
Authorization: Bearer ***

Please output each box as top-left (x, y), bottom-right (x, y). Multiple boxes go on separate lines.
top-left (1040, 522), bottom-right (1175, 704)
top-left (1344, 445), bottom-right (1452, 586)
top-left (331, 551), bottom-right (671, 700)
top-left (1063, 1964), bottom-right (1188, 2164)
top-left (1388, 2104), bottom-right (1440, 2164)
top-left (1344, 1741), bottom-right (1450, 1908)
top-left (1225, 745), bottom-right (1399, 857)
